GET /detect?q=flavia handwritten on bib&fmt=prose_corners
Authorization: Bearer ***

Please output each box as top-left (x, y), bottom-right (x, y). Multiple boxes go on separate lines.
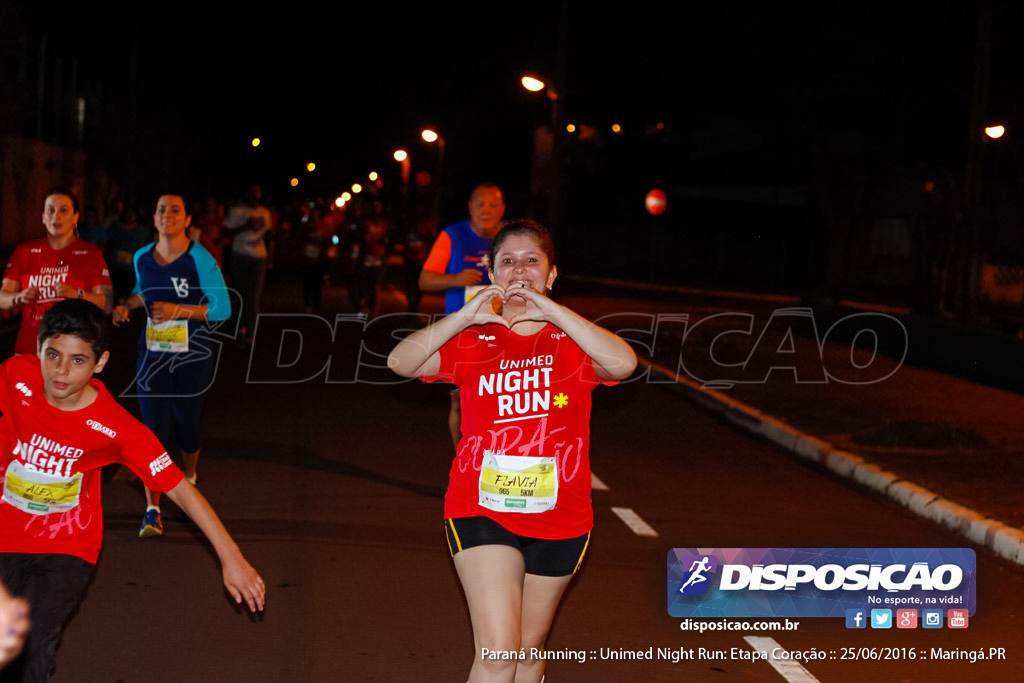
top-left (478, 450), bottom-right (558, 513)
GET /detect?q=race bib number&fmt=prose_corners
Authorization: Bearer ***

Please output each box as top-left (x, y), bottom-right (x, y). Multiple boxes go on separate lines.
top-left (478, 450), bottom-right (558, 514)
top-left (3, 460), bottom-right (83, 515)
top-left (146, 319), bottom-right (189, 353)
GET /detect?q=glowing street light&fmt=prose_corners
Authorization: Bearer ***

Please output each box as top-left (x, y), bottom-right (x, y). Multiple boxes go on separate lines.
top-left (521, 75), bottom-right (558, 101)
top-left (251, 137), bottom-right (261, 148)
top-left (985, 124), bottom-right (1006, 139)
top-left (521, 76), bottom-right (544, 92)
top-left (306, 162), bottom-right (316, 172)
top-left (352, 183), bottom-right (362, 194)
top-left (393, 149), bottom-right (408, 162)
top-left (421, 128), bottom-right (446, 154)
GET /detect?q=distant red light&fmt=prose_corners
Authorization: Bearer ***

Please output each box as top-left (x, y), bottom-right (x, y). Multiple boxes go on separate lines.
top-left (645, 189), bottom-right (667, 215)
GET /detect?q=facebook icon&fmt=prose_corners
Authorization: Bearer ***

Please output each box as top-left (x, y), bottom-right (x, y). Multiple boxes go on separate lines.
top-left (845, 609), bottom-right (866, 629)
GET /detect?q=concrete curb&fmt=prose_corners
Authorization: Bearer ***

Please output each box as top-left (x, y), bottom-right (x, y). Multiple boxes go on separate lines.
top-left (643, 358), bottom-right (1024, 567)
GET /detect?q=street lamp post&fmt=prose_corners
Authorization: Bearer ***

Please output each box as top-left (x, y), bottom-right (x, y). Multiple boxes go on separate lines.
top-left (393, 149), bottom-right (410, 194)
top-left (394, 149), bottom-right (411, 232)
top-left (957, 8), bottom-right (992, 322)
top-left (421, 128), bottom-right (446, 228)
top-left (521, 74), bottom-right (564, 242)
top-left (521, 3), bottom-right (569, 249)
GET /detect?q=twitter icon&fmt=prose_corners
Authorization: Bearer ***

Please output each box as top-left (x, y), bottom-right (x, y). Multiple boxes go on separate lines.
top-left (870, 609), bottom-right (892, 629)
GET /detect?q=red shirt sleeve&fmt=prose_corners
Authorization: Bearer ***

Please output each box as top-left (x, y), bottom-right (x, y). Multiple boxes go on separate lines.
top-left (83, 247), bottom-right (112, 289)
top-left (3, 244), bottom-right (26, 283)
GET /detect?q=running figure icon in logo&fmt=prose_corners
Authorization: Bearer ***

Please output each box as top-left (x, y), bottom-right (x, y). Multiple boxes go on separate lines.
top-left (679, 555), bottom-right (717, 595)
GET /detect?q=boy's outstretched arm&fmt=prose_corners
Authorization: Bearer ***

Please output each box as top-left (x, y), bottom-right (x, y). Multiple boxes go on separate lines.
top-left (164, 480), bottom-right (266, 612)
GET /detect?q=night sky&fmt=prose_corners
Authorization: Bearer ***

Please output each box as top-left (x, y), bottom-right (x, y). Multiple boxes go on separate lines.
top-left (3, 2), bottom-right (1020, 217)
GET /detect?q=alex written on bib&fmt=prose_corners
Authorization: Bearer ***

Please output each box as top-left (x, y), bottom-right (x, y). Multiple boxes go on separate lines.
top-left (146, 319), bottom-right (189, 353)
top-left (478, 450), bottom-right (559, 514)
top-left (3, 460), bottom-right (83, 515)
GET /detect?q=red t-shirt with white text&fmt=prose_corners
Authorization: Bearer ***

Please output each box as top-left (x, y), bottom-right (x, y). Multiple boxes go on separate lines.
top-left (4, 238), bottom-right (112, 355)
top-left (424, 322), bottom-right (614, 539)
top-left (0, 354), bottom-right (182, 563)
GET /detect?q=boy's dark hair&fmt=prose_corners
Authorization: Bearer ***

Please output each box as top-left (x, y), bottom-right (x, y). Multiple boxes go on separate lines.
top-left (38, 299), bottom-right (112, 359)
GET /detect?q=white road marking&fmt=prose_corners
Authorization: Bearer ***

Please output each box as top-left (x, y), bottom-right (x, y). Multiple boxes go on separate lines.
top-left (744, 637), bottom-right (820, 683)
top-left (591, 472), bottom-right (609, 491)
top-left (611, 507), bottom-right (659, 536)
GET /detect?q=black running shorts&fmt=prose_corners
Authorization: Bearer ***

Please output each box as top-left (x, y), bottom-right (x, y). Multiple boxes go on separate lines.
top-left (445, 516), bottom-right (590, 577)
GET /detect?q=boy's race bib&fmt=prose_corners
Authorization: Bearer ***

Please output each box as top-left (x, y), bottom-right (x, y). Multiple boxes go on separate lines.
top-left (3, 460), bottom-right (83, 515)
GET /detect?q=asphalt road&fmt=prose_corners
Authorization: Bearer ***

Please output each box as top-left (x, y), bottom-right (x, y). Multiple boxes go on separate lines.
top-left (20, 277), bottom-right (1022, 682)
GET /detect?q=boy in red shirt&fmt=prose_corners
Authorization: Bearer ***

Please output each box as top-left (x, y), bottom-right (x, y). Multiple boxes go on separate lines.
top-left (0, 298), bottom-right (265, 681)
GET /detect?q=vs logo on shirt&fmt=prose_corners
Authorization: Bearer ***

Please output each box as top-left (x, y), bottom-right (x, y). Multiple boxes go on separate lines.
top-left (171, 277), bottom-right (190, 298)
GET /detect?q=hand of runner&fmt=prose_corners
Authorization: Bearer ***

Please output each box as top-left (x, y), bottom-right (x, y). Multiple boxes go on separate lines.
top-left (148, 301), bottom-right (179, 323)
top-left (0, 583), bottom-right (30, 668)
top-left (501, 283), bottom-right (559, 327)
top-left (16, 286), bottom-right (39, 305)
top-left (112, 305), bottom-right (131, 326)
top-left (222, 557), bottom-right (266, 613)
top-left (455, 285), bottom-right (508, 327)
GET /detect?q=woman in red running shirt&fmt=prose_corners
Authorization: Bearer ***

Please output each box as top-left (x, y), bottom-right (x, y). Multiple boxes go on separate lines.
top-left (389, 219), bottom-right (636, 682)
top-left (0, 187), bottom-right (113, 356)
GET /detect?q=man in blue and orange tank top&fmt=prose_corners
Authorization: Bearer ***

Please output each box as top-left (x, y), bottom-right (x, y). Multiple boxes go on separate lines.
top-left (419, 182), bottom-right (505, 449)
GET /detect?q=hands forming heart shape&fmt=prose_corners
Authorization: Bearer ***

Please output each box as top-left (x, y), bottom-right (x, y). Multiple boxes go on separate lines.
top-left (466, 283), bottom-right (557, 330)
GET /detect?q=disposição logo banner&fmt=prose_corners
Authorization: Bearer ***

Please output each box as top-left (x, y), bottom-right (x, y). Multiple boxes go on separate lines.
top-left (667, 548), bottom-right (976, 618)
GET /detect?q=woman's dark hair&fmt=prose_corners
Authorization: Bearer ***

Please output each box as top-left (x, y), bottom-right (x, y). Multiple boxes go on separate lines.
top-left (45, 186), bottom-right (80, 213)
top-left (38, 299), bottom-right (111, 359)
top-left (487, 219), bottom-right (556, 269)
